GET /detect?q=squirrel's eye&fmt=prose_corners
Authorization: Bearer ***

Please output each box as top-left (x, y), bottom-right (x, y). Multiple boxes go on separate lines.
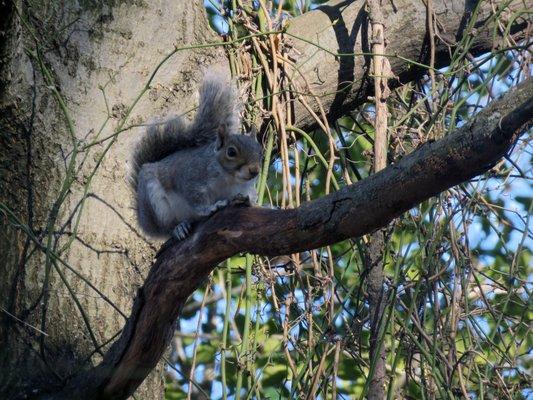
top-left (226, 146), bottom-right (237, 158)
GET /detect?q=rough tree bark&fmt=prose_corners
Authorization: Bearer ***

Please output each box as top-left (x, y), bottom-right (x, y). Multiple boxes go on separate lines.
top-left (0, 1), bottom-right (227, 399)
top-left (0, 0), bottom-right (529, 399)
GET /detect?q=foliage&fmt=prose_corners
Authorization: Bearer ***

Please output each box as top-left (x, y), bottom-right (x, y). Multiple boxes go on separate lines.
top-left (163, 1), bottom-right (533, 399)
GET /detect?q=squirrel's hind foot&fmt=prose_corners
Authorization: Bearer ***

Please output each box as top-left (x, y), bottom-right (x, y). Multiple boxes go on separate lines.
top-left (172, 221), bottom-right (191, 241)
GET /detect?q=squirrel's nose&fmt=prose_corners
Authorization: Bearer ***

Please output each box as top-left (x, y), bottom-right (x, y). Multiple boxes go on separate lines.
top-left (249, 165), bottom-right (259, 178)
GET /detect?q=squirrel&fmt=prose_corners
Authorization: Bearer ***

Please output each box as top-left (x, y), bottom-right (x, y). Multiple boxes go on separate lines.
top-left (130, 74), bottom-right (262, 240)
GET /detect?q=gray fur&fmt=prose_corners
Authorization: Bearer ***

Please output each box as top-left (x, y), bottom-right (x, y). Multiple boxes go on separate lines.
top-left (189, 71), bottom-right (238, 140)
top-left (132, 75), bottom-right (262, 240)
top-left (130, 73), bottom-right (237, 191)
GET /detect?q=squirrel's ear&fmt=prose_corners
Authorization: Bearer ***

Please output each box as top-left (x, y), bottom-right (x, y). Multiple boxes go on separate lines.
top-left (216, 125), bottom-right (227, 149)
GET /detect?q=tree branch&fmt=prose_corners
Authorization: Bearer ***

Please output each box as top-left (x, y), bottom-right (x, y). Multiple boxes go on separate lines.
top-left (286, 0), bottom-right (529, 127)
top-left (56, 77), bottom-right (532, 400)
top-left (366, 0), bottom-right (390, 396)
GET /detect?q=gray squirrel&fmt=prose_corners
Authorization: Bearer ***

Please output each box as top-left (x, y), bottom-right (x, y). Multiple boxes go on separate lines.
top-left (131, 75), bottom-right (262, 240)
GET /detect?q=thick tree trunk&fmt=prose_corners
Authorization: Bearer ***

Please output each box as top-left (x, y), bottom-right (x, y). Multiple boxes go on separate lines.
top-left (0, 1), bottom-right (227, 399)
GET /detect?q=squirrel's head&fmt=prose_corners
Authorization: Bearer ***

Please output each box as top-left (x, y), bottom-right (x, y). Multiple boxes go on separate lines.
top-left (215, 125), bottom-right (262, 182)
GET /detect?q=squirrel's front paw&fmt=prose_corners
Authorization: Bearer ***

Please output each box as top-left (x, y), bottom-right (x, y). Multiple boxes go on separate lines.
top-left (172, 221), bottom-right (191, 240)
top-left (231, 193), bottom-right (251, 206)
top-left (212, 199), bottom-right (229, 211)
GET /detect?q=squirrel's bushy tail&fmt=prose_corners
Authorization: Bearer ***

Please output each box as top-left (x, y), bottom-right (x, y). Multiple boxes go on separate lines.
top-left (130, 73), bottom-right (238, 190)
top-left (189, 72), bottom-right (238, 141)
top-left (130, 117), bottom-right (189, 190)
